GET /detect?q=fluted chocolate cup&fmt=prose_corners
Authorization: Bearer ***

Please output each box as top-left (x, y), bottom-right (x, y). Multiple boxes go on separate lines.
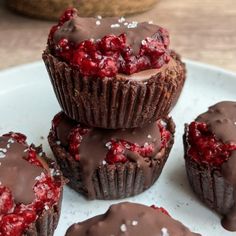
top-left (48, 113), bottom-right (175, 200)
top-left (184, 140), bottom-right (234, 215)
top-left (43, 50), bottom-right (185, 129)
top-left (25, 194), bottom-right (62, 236)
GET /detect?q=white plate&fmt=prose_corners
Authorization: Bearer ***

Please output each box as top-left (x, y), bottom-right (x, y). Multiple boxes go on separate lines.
top-left (0, 60), bottom-right (235, 236)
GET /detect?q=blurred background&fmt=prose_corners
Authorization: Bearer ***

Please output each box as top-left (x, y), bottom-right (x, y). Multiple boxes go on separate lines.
top-left (0, 0), bottom-right (235, 71)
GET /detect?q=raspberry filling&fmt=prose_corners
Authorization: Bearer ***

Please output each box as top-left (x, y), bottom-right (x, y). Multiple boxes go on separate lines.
top-left (186, 122), bottom-right (236, 167)
top-left (48, 8), bottom-right (171, 78)
top-left (0, 133), bottom-right (62, 236)
top-left (52, 113), bottom-right (171, 164)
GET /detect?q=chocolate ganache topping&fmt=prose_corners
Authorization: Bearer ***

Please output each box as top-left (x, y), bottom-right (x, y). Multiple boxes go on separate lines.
top-left (53, 112), bottom-right (167, 198)
top-left (53, 11), bottom-right (165, 55)
top-left (65, 202), bottom-right (201, 236)
top-left (196, 101), bottom-right (236, 231)
top-left (0, 135), bottom-right (44, 204)
top-left (48, 9), bottom-right (171, 78)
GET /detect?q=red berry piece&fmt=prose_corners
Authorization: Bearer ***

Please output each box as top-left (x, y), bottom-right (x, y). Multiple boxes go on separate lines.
top-left (151, 205), bottom-right (170, 216)
top-left (59, 8), bottom-right (76, 25)
top-left (69, 127), bottom-right (89, 160)
top-left (187, 122), bottom-right (236, 166)
top-left (98, 57), bottom-right (117, 77)
top-left (0, 185), bottom-right (15, 215)
top-left (25, 146), bottom-right (43, 167)
top-left (105, 140), bottom-right (127, 164)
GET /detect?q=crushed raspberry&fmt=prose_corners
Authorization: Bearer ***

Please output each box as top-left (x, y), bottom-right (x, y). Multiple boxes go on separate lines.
top-left (25, 146), bottom-right (43, 168)
top-left (48, 8), bottom-right (170, 78)
top-left (105, 139), bottom-right (154, 164)
top-left (3, 132), bottom-right (26, 145)
top-left (0, 186), bottom-right (15, 215)
top-left (59, 8), bottom-right (76, 25)
top-left (186, 122), bottom-right (236, 166)
top-left (151, 205), bottom-right (170, 216)
top-left (158, 122), bottom-right (171, 148)
top-left (68, 127), bottom-right (89, 161)
top-left (0, 134), bottom-right (62, 236)
top-left (53, 117), bottom-right (171, 164)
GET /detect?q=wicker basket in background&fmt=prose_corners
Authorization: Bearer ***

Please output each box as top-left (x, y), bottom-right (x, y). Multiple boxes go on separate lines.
top-left (7, 0), bottom-right (157, 20)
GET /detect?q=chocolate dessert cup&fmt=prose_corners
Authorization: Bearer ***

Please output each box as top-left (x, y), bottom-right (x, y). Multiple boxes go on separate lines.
top-left (0, 132), bottom-right (64, 236)
top-left (43, 8), bottom-right (186, 129)
top-left (48, 112), bottom-right (175, 200)
top-left (183, 101), bottom-right (236, 231)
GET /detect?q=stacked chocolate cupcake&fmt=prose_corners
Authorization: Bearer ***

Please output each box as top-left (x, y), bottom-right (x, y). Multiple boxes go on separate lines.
top-left (43, 8), bottom-right (186, 200)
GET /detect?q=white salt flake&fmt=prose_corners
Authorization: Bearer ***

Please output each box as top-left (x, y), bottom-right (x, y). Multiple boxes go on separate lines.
top-left (120, 224), bottom-right (127, 232)
top-left (105, 142), bottom-right (112, 148)
top-left (141, 40), bottom-right (147, 45)
top-left (0, 148), bottom-right (7, 153)
top-left (102, 160), bottom-right (107, 165)
top-left (118, 17), bottom-right (126, 23)
top-left (161, 227), bottom-right (169, 236)
top-left (0, 152), bottom-right (6, 158)
top-left (97, 15), bottom-right (102, 19)
top-left (35, 176), bottom-right (41, 181)
top-left (111, 23), bottom-right (120, 28)
top-left (56, 141), bottom-right (61, 145)
top-left (96, 20), bottom-right (101, 26)
top-left (124, 22), bottom-right (128, 26)
top-left (144, 142), bottom-right (149, 147)
top-left (8, 138), bottom-right (14, 144)
top-left (131, 220), bottom-right (138, 226)
top-left (148, 20), bottom-right (153, 24)
top-left (147, 134), bottom-right (152, 139)
top-left (6, 144), bottom-right (10, 148)
top-left (44, 205), bottom-right (49, 210)
top-left (127, 21), bottom-right (138, 29)
top-left (24, 148), bottom-right (29, 153)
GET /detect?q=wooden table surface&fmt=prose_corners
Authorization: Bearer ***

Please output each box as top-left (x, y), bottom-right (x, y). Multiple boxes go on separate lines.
top-left (0, 0), bottom-right (236, 72)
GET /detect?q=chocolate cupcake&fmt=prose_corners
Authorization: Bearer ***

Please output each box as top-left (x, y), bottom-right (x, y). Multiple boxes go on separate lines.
top-left (48, 111), bottom-right (175, 200)
top-left (43, 8), bottom-right (186, 129)
top-left (183, 101), bottom-right (236, 231)
top-left (65, 202), bottom-right (201, 235)
top-left (0, 132), bottom-right (64, 236)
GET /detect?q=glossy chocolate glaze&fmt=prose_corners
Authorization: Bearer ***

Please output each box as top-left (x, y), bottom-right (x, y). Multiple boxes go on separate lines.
top-left (65, 202), bottom-right (201, 236)
top-left (53, 10), bottom-right (166, 55)
top-left (54, 112), bottom-right (162, 198)
top-left (0, 136), bottom-right (44, 204)
top-left (196, 101), bottom-right (236, 231)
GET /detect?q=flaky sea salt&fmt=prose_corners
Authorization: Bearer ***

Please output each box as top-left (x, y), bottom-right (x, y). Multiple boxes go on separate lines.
top-left (127, 21), bottom-right (138, 29)
top-left (0, 152), bottom-right (5, 158)
top-left (96, 20), bottom-right (101, 26)
top-left (120, 224), bottom-right (127, 232)
top-left (131, 220), bottom-right (138, 226)
top-left (161, 227), bottom-right (169, 236)
top-left (118, 17), bottom-right (126, 23)
top-left (111, 23), bottom-right (120, 28)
